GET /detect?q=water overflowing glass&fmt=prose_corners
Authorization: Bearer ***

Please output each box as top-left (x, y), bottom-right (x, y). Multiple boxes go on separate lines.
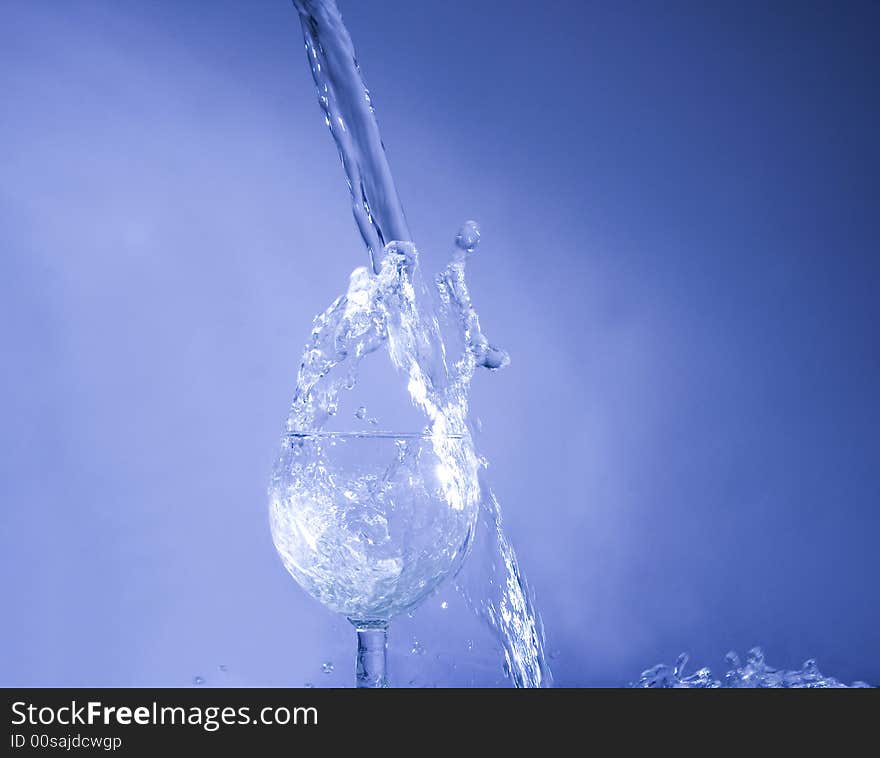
top-left (272, 0), bottom-right (550, 687)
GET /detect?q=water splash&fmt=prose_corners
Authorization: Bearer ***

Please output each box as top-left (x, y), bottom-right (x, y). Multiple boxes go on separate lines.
top-left (455, 481), bottom-right (549, 687)
top-left (271, 231), bottom-right (547, 684)
top-left (278, 0), bottom-right (550, 686)
top-left (632, 647), bottom-right (873, 688)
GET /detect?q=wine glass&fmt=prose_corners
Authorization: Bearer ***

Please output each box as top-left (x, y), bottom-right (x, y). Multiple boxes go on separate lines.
top-left (269, 430), bottom-right (481, 687)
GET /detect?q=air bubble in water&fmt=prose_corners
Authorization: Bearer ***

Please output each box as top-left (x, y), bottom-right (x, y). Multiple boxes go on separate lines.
top-left (192, 676), bottom-right (205, 686)
top-left (355, 406), bottom-right (367, 420)
top-left (321, 661), bottom-right (334, 674)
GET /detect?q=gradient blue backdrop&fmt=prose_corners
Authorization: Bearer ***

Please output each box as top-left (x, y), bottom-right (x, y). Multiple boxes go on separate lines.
top-left (1, 0), bottom-right (878, 686)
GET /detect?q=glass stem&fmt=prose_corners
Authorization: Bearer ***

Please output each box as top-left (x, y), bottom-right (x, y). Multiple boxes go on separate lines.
top-left (355, 624), bottom-right (388, 688)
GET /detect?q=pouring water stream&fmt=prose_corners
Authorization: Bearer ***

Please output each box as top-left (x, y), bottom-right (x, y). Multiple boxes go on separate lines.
top-left (271, 0), bottom-right (550, 687)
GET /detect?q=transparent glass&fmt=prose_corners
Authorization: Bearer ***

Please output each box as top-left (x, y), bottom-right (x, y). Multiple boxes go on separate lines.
top-left (269, 431), bottom-right (481, 687)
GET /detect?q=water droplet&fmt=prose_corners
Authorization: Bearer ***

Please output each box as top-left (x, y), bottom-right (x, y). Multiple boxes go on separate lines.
top-left (455, 220), bottom-right (481, 253)
top-left (409, 638), bottom-right (425, 656)
top-left (192, 676), bottom-right (205, 686)
top-left (466, 639), bottom-right (474, 652)
top-left (218, 664), bottom-right (228, 672)
top-left (303, 682), bottom-right (314, 689)
top-left (321, 661), bottom-right (334, 674)
top-left (355, 406), bottom-right (367, 420)
top-left (724, 651), bottom-right (741, 668)
top-left (440, 600), bottom-right (448, 610)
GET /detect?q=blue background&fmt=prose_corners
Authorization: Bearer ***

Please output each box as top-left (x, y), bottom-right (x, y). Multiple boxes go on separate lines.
top-left (1, 0), bottom-right (877, 686)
